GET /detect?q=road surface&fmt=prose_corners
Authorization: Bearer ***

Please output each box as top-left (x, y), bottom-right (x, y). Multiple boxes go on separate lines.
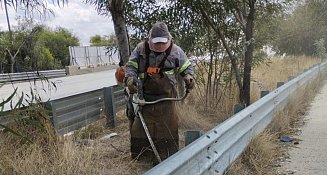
top-left (0, 70), bottom-right (117, 111)
top-left (281, 80), bottom-right (327, 175)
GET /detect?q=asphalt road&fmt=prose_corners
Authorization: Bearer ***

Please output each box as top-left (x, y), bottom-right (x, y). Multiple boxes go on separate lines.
top-left (281, 81), bottom-right (327, 175)
top-left (0, 69), bottom-right (117, 111)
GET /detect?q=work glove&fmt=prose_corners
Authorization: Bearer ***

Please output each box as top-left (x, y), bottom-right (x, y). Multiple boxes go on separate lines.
top-left (183, 74), bottom-right (195, 90)
top-left (126, 77), bottom-right (138, 94)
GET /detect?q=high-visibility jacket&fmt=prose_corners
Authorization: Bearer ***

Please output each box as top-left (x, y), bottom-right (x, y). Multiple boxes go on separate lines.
top-left (125, 41), bottom-right (195, 87)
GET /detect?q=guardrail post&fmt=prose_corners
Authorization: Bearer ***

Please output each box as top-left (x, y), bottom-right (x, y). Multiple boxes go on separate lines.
top-left (260, 91), bottom-right (269, 98)
top-left (104, 86), bottom-right (116, 127)
top-left (277, 82), bottom-right (284, 88)
top-left (184, 130), bottom-right (204, 146)
top-left (234, 103), bottom-right (246, 114)
top-left (288, 76), bottom-right (295, 81)
top-left (45, 101), bottom-right (59, 132)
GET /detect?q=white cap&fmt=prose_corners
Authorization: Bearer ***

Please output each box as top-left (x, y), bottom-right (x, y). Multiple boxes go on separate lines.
top-left (151, 37), bottom-right (169, 43)
top-left (149, 22), bottom-right (171, 43)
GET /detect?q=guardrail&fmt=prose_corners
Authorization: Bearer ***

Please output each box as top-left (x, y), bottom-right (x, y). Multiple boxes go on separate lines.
top-left (0, 84), bottom-right (125, 135)
top-left (144, 62), bottom-right (326, 175)
top-left (0, 69), bottom-right (67, 83)
top-left (46, 85), bottom-right (125, 135)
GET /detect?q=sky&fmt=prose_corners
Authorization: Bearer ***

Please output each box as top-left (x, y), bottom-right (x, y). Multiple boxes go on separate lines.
top-left (0, 0), bottom-right (115, 46)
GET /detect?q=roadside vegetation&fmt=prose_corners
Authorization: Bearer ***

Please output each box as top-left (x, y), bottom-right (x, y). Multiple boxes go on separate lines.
top-left (226, 58), bottom-right (326, 175)
top-left (1, 0), bottom-right (327, 174)
top-left (0, 56), bottom-right (322, 175)
top-left (0, 18), bottom-right (79, 73)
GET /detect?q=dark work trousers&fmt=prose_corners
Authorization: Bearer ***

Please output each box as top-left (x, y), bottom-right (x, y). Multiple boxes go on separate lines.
top-left (130, 73), bottom-right (179, 163)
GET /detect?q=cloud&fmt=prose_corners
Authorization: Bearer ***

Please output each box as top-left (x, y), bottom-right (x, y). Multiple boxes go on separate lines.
top-left (0, 1), bottom-right (19, 29)
top-left (0, 0), bottom-right (114, 46)
top-left (44, 1), bottom-right (115, 46)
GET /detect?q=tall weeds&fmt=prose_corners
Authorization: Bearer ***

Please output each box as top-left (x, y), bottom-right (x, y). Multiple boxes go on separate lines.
top-left (0, 56), bottom-right (322, 175)
top-left (226, 57), bottom-right (325, 174)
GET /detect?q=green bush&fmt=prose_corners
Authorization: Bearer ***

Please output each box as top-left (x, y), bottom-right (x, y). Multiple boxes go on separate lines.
top-left (314, 39), bottom-right (327, 60)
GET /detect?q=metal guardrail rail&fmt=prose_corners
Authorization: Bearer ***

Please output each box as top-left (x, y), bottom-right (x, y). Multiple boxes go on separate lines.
top-left (0, 69), bottom-right (66, 83)
top-left (144, 62), bottom-right (327, 175)
top-left (46, 85), bottom-right (125, 135)
top-left (0, 68), bottom-right (125, 135)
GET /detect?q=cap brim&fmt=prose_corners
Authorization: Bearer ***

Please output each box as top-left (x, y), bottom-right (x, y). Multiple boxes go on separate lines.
top-left (151, 37), bottom-right (168, 43)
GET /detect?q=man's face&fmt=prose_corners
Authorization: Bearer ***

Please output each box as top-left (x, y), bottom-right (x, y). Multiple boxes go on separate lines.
top-left (152, 42), bottom-right (169, 53)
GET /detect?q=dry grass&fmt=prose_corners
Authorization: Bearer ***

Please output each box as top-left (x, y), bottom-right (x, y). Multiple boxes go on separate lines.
top-left (251, 56), bottom-right (320, 102)
top-left (226, 131), bottom-right (278, 175)
top-left (226, 57), bottom-right (325, 175)
top-left (0, 113), bottom-right (151, 175)
top-left (0, 56), bottom-right (323, 175)
top-left (190, 81), bottom-right (240, 126)
top-left (176, 103), bottom-right (213, 131)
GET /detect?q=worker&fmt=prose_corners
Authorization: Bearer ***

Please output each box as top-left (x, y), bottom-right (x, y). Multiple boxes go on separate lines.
top-left (124, 22), bottom-right (195, 163)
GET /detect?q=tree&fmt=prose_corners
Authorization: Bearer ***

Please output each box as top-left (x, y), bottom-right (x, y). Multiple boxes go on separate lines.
top-left (1, 0), bottom-right (58, 72)
top-left (37, 27), bottom-right (79, 67)
top-left (143, 0), bottom-right (292, 106)
top-left (0, 20), bottom-right (79, 72)
top-left (0, 24), bottom-right (40, 72)
top-left (86, 0), bottom-right (130, 65)
top-left (314, 39), bottom-right (327, 60)
top-left (90, 34), bottom-right (116, 47)
top-left (87, 0), bottom-right (293, 106)
top-left (2, 0), bottom-right (294, 105)
top-left (0, 31), bottom-right (10, 73)
top-left (90, 35), bottom-right (106, 46)
top-left (273, 0), bottom-right (327, 56)
top-left (33, 46), bottom-right (60, 70)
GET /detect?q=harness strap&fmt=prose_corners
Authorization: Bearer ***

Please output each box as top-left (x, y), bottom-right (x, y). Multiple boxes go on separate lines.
top-left (144, 40), bottom-right (173, 77)
top-left (144, 40), bottom-right (151, 70)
